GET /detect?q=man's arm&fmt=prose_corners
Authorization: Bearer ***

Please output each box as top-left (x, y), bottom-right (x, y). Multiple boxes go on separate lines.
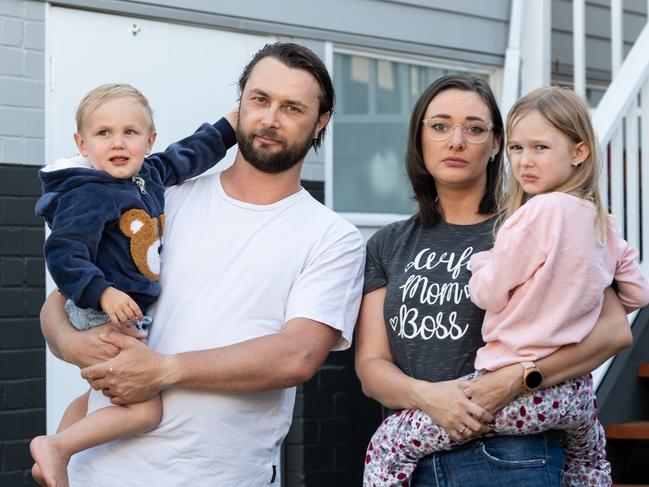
top-left (81, 317), bottom-right (341, 405)
top-left (41, 290), bottom-right (146, 368)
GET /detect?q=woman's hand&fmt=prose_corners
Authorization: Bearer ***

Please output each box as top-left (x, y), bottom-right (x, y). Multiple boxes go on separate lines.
top-left (464, 364), bottom-right (523, 414)
top-left (412, 379), bottom-right (494, 441)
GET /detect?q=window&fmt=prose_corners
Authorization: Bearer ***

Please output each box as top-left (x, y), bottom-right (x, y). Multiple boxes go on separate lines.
top-left (331, 52), bottom-right (491, 218)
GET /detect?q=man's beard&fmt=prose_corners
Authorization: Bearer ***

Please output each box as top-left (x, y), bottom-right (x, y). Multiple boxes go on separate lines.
top-left (237, 126), bottom-right (314, 174)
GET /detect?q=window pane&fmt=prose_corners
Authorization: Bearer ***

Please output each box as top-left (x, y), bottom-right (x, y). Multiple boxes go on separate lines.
top-left (334, 121), bottom-right (415, 214)
top-left (376, 60), bottom-right (402, 114)
top-left (334, 54), bottom-right (370, 114)
top-left (333, 53), bottom-right (491, 215)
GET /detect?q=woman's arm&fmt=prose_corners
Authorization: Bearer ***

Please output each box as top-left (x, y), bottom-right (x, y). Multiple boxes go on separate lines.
top-left (355, 287), bottom-right (493, 439)
top-left (465, 287), bottom-right (631, 413)
top-left (536, 286), bottom-right (631, 385)
top-left (41, 290), bottom-right (146, 368)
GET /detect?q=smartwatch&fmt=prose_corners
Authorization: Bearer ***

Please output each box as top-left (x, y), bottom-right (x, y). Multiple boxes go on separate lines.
top-left (520, 361), bottom-right (544, 393)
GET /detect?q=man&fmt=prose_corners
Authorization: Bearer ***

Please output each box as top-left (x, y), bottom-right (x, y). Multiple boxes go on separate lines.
top-left (40, 42), bottom-right (365, 485)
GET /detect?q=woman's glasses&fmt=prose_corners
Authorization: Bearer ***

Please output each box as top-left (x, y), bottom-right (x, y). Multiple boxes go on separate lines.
top-left (422, 118), bottom-right (494, 144)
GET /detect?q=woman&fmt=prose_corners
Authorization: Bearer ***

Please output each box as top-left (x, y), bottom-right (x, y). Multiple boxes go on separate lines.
top-left (355, 75), bottom-right (630, 486)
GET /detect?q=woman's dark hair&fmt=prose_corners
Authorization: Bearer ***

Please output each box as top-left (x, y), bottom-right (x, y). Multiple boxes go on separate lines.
top-left (238, 42), bottom-right (335, 151)
top-left (405, 75), bottom-right (504, 226)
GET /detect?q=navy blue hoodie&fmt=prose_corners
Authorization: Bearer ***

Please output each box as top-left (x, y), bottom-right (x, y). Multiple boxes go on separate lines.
top-left (36, 118), bottom-right (235, 312)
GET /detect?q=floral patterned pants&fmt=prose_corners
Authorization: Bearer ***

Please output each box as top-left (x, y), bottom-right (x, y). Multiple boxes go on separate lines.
top-left (363, 373), bottom-right (610, 487)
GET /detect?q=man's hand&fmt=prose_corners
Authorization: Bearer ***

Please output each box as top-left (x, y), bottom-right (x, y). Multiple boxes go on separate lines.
top-left (99, 287), bottom-right (143, 327)
top-left (464, 364), bottom-right (523, 415)
top-left (80, 330), bottom-right (175, 405)
top-left (65, 321), bottom-right (148, 368)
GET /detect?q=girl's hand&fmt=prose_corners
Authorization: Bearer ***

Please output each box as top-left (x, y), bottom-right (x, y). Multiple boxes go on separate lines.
top-left (465, 364), bottom-right (524, 414)
top-left (412, 379), bottom-right (494, 441)
top-left (99, 287), bottom-right (143, 327)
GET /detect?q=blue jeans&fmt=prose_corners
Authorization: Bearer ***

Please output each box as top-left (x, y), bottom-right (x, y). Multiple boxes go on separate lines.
top-left (411, 434), bottom-right (564, 487)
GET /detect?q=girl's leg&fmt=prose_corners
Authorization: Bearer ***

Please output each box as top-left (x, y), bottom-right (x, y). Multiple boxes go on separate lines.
top-left (362, 373), bottom-right (481, 487)
top-left (363, 407), bottom-right (458, 487)
top-left (489, 374), bottom-right (610, 486)
top-left (363, 373), bottom-right (610, 487)
top-left (30, 393), bottom-right (162, 487)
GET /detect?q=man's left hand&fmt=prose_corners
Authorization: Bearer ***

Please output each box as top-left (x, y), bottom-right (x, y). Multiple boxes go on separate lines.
top-left (80, 330), bottom-right (173, 405)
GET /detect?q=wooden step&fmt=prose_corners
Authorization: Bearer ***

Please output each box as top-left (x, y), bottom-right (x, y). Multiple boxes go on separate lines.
top-left (606, 421), bottom-right (649, 440)
top-left (637, 364), bottom-right (649, 378)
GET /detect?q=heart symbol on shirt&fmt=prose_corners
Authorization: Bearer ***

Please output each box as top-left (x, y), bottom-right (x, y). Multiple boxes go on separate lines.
top-left (389, 317), bottom-right (398, 331)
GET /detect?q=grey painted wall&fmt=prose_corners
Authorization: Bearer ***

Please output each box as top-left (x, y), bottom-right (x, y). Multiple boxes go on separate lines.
top-left (50, 0), bottom-right (511, 66)
top-left (0, 0), bottom-right (44, 168)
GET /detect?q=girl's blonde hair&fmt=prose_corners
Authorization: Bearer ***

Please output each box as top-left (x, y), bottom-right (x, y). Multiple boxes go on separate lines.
top-left (498, 86), bottom-right (609, 243)
top-left (76, 83), bottom-right (155, 133)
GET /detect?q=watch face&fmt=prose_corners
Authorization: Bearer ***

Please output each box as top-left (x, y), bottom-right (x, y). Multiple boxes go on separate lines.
top-left (526, 370), bottom-right (543, 389)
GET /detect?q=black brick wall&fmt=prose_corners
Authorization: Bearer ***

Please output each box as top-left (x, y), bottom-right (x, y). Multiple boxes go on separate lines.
top-left (285, 349), bottom-right (382, 487)
top-left (0, 164), bottom-right (45, 487)
top-left (285, 182), bottom-right (382, 486)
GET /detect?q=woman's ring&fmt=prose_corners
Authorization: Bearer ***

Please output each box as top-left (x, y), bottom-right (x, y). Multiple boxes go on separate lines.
top-left (458, 424), bottom-right (466, 434)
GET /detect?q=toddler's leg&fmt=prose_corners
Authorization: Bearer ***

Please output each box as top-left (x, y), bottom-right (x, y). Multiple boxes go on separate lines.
top-left (31, 390), bottom-right (90, 487)
top-left (30, 393), bottom-right (162, 487)
top-left (489, 374), bottom-right (610, 486)
top-left (56, 390), bottom-right (89, 432)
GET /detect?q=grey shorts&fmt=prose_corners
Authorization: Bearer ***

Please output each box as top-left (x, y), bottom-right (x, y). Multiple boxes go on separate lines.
top-left (64, 300), bottom-right (152, 331)
top-left (64, 299), bottom-right (110, 331)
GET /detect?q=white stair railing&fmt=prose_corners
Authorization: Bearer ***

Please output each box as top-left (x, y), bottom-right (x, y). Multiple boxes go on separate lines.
top-left (591, 21), bottom-right (649, 274)
top-left (589, 19), bottom-right (649, 388)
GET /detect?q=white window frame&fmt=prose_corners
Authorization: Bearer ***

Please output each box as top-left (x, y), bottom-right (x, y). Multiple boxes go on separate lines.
top-left (324, 42), bottom-right (500, 227)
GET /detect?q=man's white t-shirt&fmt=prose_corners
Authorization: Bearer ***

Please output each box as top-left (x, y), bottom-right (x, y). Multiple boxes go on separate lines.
top-left (68, 171), bottom-right (365, 486)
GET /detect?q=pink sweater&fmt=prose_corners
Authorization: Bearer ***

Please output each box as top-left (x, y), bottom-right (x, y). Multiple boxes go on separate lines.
top-left (470, 192), bottom-right (649, 371)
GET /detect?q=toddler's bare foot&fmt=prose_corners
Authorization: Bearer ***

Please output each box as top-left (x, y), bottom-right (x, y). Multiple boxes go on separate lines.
top-left (32, 463), bottom-right (45, 486)
top-left (30, 435), bottom-right (70, 487)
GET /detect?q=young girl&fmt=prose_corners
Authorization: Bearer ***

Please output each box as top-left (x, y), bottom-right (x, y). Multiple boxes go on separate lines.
top-left (30, 84), bottom-right (234, 487)
top-left (363, 86), bottom-right (649, 487)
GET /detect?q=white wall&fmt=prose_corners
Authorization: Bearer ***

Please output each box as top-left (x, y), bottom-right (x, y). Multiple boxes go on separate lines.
top-left (45, 5), bottom-right (272, 432)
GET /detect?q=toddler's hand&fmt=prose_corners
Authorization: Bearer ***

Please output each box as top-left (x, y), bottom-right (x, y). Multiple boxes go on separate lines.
top-left (99, 287), bottom-right (143, 327)
top-left (225, 107), bottom-right (239, 131)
